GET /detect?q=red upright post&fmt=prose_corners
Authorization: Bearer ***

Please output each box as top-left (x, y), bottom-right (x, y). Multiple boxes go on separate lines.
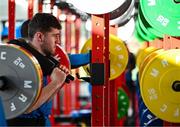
top-left (91, 14), bottom-right (110, 126)
top-left (28, 0), bottom-right (34, 19)
top-left (38, 0), bottom-right (43, 13)
top-left (8, 0), bottom-right (15, 40)
top-left (74, 18), bottom-right (81, 110)
top-left (103, 14), bottom-right (110, 126)
top-left (64, 14), bottom-right (72, 115)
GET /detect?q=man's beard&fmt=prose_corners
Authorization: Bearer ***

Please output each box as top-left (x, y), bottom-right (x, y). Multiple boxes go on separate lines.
top-left (41, 44), bottom-right (53, 57)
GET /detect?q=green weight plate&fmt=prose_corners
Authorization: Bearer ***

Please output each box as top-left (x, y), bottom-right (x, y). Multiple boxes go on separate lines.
top-left (140, 0), bottom-right (180, 36)
top-left (138, 15), bottom-right (157, 40)
top-left (117, 88), bottom-right (129, 119)
top-left (0, 44), bottom-right (42, 119)
top-left (138, 6), bottom-right (164, 38)
top-left (136, 20), bottom-right (153, 42)
top-left (134, 29), bottom-right (146, 43)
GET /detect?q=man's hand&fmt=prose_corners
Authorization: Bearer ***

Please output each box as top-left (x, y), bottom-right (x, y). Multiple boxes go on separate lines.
top-left (50, 65), bottom-right (69, 87)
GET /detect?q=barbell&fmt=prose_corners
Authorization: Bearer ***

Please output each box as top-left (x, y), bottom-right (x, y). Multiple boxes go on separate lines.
top-left (0, 41), bottom-right (73, 119)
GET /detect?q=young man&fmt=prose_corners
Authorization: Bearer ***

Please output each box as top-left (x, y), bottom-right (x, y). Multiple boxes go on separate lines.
top-left (7, 13), bottom-right (69, 126)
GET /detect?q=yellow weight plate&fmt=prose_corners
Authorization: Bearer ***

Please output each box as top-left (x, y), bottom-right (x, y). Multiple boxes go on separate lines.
top-left (140, 49), bottom-right (180, 123)
top-left (136, 46), bottom-right (157, 69)
top-left (139, 49), bottom-right (164, 80)
top-left (81, 34), bottom-right (128, 80)
top-left (136, 47), bottom-right (145, 68)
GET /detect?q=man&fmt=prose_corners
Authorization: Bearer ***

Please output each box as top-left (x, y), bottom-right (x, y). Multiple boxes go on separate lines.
top-left (7, 13), bottom-right (69, 126)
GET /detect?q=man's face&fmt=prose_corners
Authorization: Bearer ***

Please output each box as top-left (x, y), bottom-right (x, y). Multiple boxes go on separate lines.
top-left (41, 28), bottom-right (60, 56)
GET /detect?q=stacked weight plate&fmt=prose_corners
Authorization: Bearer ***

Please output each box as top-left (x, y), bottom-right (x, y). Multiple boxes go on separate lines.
top-left (136, 46), bottom-right (166, 125)
top-left (134, 0), bottom-right (180, 42)
top-left (140, 49), bottom-right (180, 123)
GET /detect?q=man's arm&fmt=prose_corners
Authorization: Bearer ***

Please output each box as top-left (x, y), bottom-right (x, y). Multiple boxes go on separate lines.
top-left (26, 66), bottom-right (68, 113)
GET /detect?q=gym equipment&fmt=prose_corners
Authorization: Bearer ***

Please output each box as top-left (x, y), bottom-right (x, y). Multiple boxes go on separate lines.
top-left (68, 0), bottom-right (126, 14)
top-left (136, 46), bottom-right (157, 69)
top-left (55, 44), bottom-right (71, 70)
top-left (135, 19), bottom-right (153, 42)
top-left (140, 0), bottom-right (180, 36)
top-left (138, 95), bottom-right (163, 126)
top-left (110, 0), bottom-right (135, 26)
top-left (140, 108), bottom-right (163, 126)
top-left (138, 6), bottom-right (164, 39)
top-left (0, 44), bottom-right (42, 119)
top-left (134, 29), bottom-right (146, 43)
top-left (0, 41), bottom-right (74, 119)
top-left (81, 34), bottom-right (128, 80)
top-left (140, 49), bottom-right (180, 122)
top-left (138, 7), bottom-right (163, 39)
top-left (138, 48), bottom-right (163, 79)
top-left (117, 88), bottom-right (129, 119)
top-left (137, 15), bottom-right (156, 41)
top-left (9, 39), bottom-right (74, 82)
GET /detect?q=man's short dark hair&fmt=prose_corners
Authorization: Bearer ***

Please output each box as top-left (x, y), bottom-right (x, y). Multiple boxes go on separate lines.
top-left (21, 19), bottom-right (31, 38)
top-left (28, 13), bottom-right (61, 40)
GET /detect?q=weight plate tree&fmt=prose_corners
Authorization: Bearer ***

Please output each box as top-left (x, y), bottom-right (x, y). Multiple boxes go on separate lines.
top-left (0, 44), bottom-right (42, 119)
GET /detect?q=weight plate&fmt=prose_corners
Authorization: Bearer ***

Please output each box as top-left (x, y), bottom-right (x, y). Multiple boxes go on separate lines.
top-left (136, 46), bottom-right (157, 70)
top-left (134, 29), bottom-right (146, 43)
top-left (136, 46), bottom-right (146, 69)
top-left (138, 6), bottom-right (163, 38)
top-left (110, 0), bottom-right (131, 20)
top-left (139, 48), bottom-right (163, 80)
top-left (55, 44), bottom-right (71, 70)
top-left (68, 0), bottom-right (126, 14)
top-left (140, 49), bottom-right (180, 122)
top-left (135, 19), bottom-right (154, 42)
top-left (81, 34), bottom-right (128, 80)
top-left (117, 88), bottom-right (129, 119)
top-left (137, 15), bottom-right (157, 40)
top-left (110, 0), bottom-right (135, 26)
top-left (140, 0), bottom-right (180, 36)
top-left (0, 44), bottom-right (42, 119)
top-left (140, 108), bottom-right (163, 126)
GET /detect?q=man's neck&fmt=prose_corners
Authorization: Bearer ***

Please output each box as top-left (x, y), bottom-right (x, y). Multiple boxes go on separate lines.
top-left (29, 42), bottom-right (46, 56)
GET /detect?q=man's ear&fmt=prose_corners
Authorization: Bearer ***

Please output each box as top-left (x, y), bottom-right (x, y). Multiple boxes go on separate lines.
top-left (35, 32), bottom-right (44, 43)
